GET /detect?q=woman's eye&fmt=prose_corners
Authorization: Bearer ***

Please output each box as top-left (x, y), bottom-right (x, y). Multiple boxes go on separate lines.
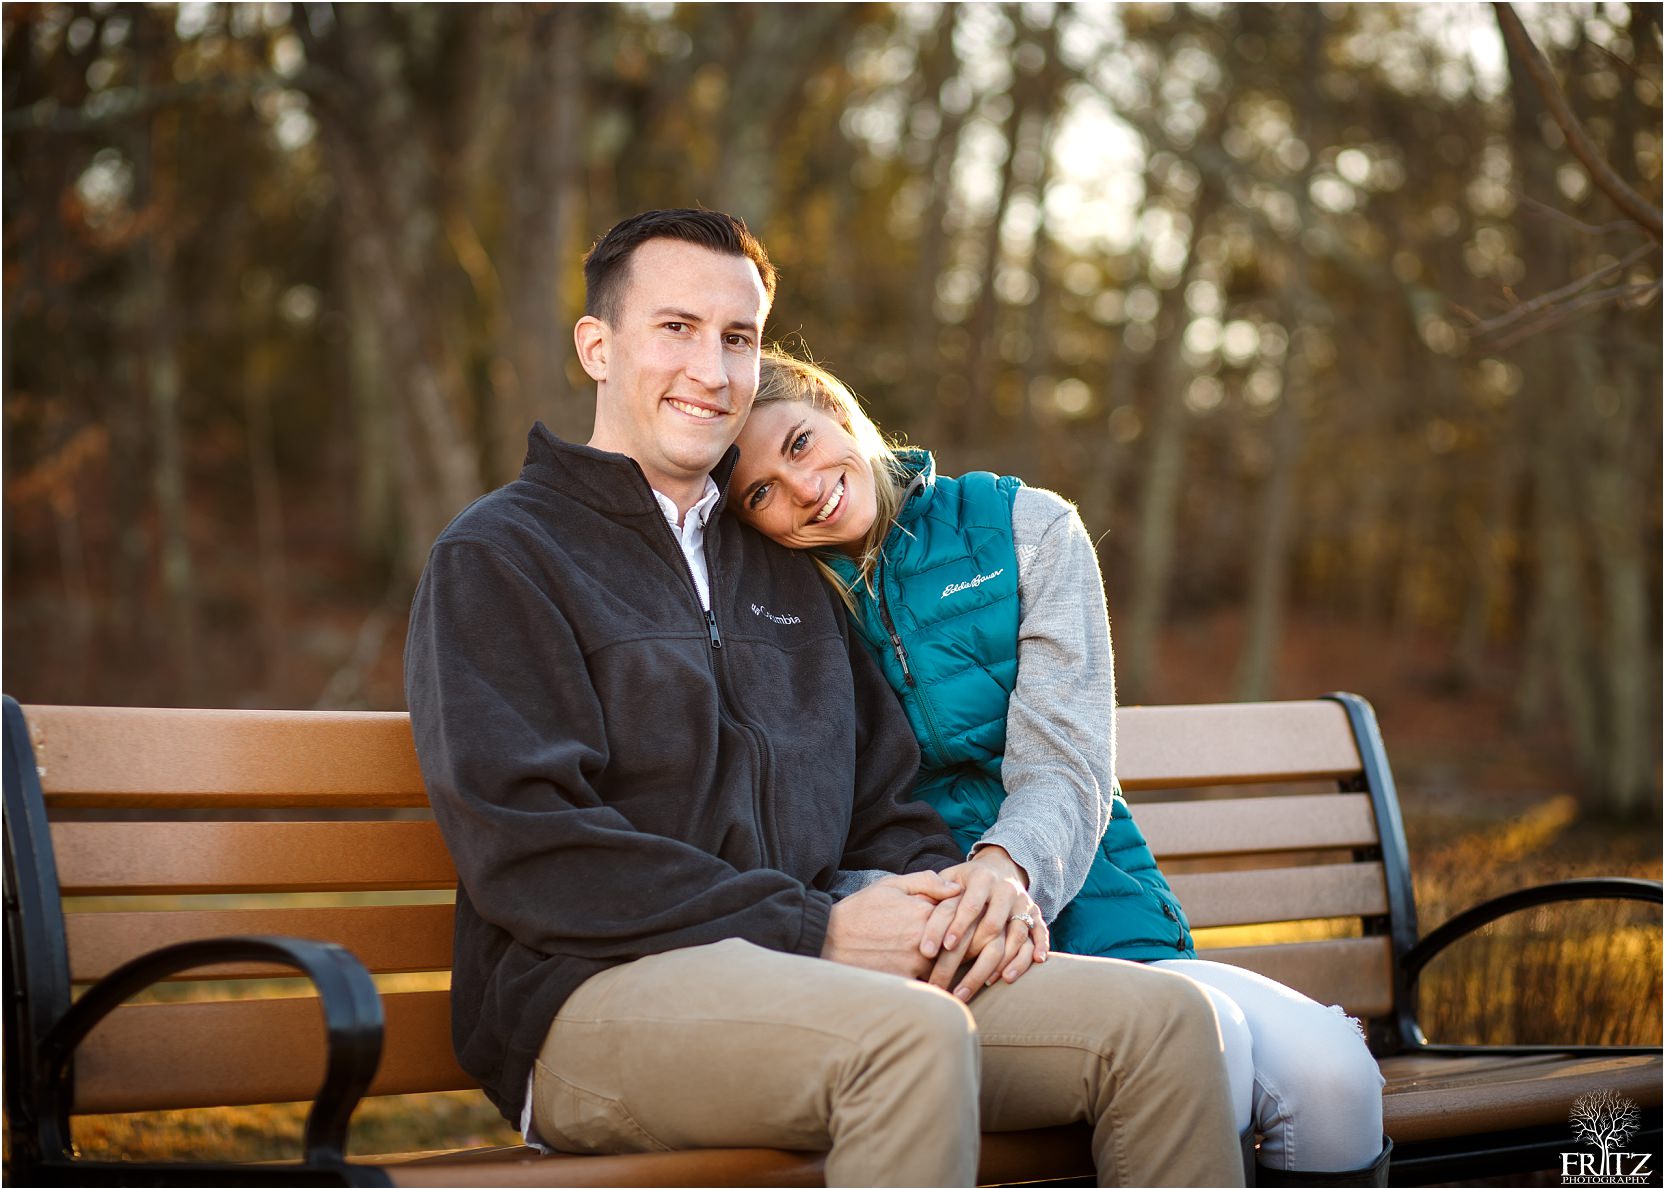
top-left (791, 431), bottom-right (810, 454)
top-left (748, 482), bottom-right (772, 509)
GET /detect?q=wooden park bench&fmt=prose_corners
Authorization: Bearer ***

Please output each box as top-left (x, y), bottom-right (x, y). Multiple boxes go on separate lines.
top-left (4, 692), bottom-right (1659, 1186)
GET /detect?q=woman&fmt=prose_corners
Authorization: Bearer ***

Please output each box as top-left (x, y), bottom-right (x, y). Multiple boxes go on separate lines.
top-left (729, 347), bottom-right (1390, 1187)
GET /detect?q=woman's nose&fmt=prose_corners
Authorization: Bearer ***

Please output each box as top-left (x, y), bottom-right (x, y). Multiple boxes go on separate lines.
top-left (786, 470), bottom-right (823, 506)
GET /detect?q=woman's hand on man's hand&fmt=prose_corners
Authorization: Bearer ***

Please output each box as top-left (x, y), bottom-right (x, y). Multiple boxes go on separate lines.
top-left (918, 845), bottom-right (1050, 1001)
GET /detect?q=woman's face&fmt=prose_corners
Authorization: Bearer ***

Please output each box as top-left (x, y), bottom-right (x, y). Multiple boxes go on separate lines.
top-left (731, 399), bottom-right (878, 553)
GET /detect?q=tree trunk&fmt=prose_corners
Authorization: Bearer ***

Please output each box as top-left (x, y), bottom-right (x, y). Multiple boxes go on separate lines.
top-left (1120, 179), bottom-right (1222, 699)
top-left (243, 296), bottom-right (288, 701)
top-left (1237, 7), bottom-right (1322, 702)
top-left (1454, 436), bottom-right (1521, 686)
top-left (908, 5), bottom-right (971, 449)
top-left (297, 5), bottom-right (485, 580)
top-left (501, 4), bottom-right (588, 461)
top-left (141, 105), bottom-right (197, 700)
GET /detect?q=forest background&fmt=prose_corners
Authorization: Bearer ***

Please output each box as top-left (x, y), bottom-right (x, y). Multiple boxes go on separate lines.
top-left (2, 0), bottom-right (1661, 1162)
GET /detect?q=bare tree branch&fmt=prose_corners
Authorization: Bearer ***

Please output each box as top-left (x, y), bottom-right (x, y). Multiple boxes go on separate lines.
top-left (1516, 193), bottom-right (1650, 237)
top-left (1495, 2), bottom-right (1663, 240)
top-left (1591, 40), bottom-right (1654, 87)
top-left (1464, 242), bottom-right (1657, 338)
top-left (1483, 281), bottom-right (1658, 348)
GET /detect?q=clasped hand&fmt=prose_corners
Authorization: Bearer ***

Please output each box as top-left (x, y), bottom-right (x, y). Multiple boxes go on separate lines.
top-left (821, 849), bottom-right (1048, 1001)
top-left (919, 846), bottom-right (1049, 1001)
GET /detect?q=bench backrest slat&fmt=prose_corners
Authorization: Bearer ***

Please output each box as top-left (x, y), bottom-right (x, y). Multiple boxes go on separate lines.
top-left (53, 821), bottom-right (456, 895)
top-left (1169, 862), bottom-right (1388, 929)
top-left (66, 904), bottom-right (455, 982)
top-left (28, 705), bottom-right (427, 808)
top-left (71, 989), bottom-right (466, 1113)
top-left (1115, 701), bottom-right (1362, 788)
top-left (1136, 793), bottom-right (1378, 857)
top-left (30, 702), bottom-right (1363, 808)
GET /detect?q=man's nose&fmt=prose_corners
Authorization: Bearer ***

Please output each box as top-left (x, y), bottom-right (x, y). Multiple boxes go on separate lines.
top-left (682, 334), bottom-right (728, 391)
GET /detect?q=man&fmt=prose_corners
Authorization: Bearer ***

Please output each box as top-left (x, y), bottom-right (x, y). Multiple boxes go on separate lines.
top-left (404, 208), bottom-right (1243, 1187)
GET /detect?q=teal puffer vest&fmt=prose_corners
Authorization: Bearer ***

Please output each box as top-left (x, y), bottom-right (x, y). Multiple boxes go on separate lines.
top-left (826, 451), bottom-right (1194, 961)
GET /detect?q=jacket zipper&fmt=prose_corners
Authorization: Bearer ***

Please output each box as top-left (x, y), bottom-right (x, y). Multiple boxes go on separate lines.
top-left (636, 466), bottom-right (771, 864)
top-left (875, 587), bottom-right (915, 686)
top-left (700, 535), bottom-right (772, 865)
top-left (877, 574), bottom-right (952, 765)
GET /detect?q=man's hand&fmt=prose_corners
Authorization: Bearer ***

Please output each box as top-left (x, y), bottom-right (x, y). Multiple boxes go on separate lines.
top-left (821, 870), bottom-right (963, 980)
top-left (918, 846), bottom-right (1049, 1001)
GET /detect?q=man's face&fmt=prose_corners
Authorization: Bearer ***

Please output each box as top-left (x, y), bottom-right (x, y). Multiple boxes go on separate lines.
top-left (578, 238), bottom-right (771, 506)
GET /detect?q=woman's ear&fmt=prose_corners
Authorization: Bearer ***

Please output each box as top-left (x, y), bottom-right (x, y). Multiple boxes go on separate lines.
top-left (574, 315), bottom-right (608, 381)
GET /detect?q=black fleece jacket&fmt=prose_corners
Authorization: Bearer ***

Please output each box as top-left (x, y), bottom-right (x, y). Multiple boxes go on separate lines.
top-left (403, 425), bottom-right (961, 1123)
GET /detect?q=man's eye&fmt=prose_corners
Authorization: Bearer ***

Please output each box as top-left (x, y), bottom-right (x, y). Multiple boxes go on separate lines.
top-left (748, 482), bottom-right (772, 509)
top-left (664, 322), bottom-right (687, 333)
top-left (791, 431), bottom-right (810, 454)
top-left (725, 333), bottom-right (753, 348)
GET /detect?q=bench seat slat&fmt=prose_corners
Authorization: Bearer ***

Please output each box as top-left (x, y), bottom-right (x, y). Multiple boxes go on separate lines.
top-left (1380, 1051), bottom-right (1663, 1142)
top-left (1117, 701), bottom-right (1361, 788)
top-left (73, 990), bottom-right (466, 1113)
top-left (66, 903), bottom-right (455, 981)
top-left (1197, 937), bottom-right (1395, 1017)
top-left (1168, 863), bottom-right (1389, 929)
top-left (380, 1124), bottom-right (1101, 1188)
top-left (1136, 794), bottom-right (1379, 858)
top-left (385, 1146), bottom-right (828, 1188)
top-left (53, 821), bottom-right (457, 895)
top-left (29, 705), bottom-right (427, 808)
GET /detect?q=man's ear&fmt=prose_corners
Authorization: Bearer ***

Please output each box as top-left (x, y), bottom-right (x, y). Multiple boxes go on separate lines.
top-left (575, 315), bottom-right (608, 381)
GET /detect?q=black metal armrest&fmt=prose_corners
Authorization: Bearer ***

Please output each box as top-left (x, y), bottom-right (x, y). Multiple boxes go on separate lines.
top-left (39, 935), bottom-right (384, 1171)
top-left (1402, 877), bottom-right (1663, 984)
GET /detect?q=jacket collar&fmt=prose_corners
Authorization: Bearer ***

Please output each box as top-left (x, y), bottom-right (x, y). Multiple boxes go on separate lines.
top-left (517, 422), bottom-right (739, 518)
top-left (889, 448), bottom-right (936, 526)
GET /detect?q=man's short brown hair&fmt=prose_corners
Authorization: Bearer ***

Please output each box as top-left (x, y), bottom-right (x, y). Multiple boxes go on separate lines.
top-left (582, 209), bottom-right (777, 324)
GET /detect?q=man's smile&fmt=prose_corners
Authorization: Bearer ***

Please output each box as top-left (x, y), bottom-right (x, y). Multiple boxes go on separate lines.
top-left (667, 397), bottom-right (727, 421)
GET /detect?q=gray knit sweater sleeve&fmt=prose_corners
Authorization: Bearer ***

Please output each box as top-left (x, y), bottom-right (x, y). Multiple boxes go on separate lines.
top-left (970, 486), bottom-right (1115, 923)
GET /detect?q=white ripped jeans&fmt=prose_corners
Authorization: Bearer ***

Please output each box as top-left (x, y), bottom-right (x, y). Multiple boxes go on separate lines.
top-left (1150, 958), bottom-right (1387, 1172)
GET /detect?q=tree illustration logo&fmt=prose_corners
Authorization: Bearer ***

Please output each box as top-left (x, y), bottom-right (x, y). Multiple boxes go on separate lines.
top-left (1561, 1090), bottom-right (1655, 1185)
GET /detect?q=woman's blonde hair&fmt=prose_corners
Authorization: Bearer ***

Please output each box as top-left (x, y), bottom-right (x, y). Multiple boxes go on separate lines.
top-left (753, 346), bottom-right (907, 608)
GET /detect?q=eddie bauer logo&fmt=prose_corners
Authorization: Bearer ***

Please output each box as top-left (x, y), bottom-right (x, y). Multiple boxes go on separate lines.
top-left (941, 569), bottom-right (1004, 599)
top-left (750, 603), bottom-right (801, 626)
top-left (1560, 1090), bottom-right (1655, 1185)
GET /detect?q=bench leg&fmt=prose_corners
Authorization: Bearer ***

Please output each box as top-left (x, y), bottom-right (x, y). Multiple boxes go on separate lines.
top-left (1257, 1136), bottom-right (1391, 1188)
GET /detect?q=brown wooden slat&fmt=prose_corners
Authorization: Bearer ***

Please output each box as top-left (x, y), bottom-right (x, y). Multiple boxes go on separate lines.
top-left (27, 702), bottom-right (1364, 802)
top-left (1168, 863), bottom-right (1389, 929)
top-left (1136, 793), bottom-right (1379, 859)
top-left (66, 903), bottom-right (455, 981)
top-left (73, 990), bottom-right (467, 1113)
top-left (25, 704), bottom-right (426, 808)
top-left (1117, 701), bottom-right (1362, 789)
top-left (53, 821), bottom-right (456, 895)
top-left (386, 1146), bottom-right (828, 1188)
top-left (1197, 936), bottom-right (1395, 1018)
top-left (1380, 1051), bottom-right (1662, 1143)
top-left (382, 1127), bottom-right (1096, 1188)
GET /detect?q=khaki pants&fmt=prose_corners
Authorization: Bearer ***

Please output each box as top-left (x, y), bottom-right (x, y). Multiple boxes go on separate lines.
top-left (532, 938), bottom-right (1242, 1187)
